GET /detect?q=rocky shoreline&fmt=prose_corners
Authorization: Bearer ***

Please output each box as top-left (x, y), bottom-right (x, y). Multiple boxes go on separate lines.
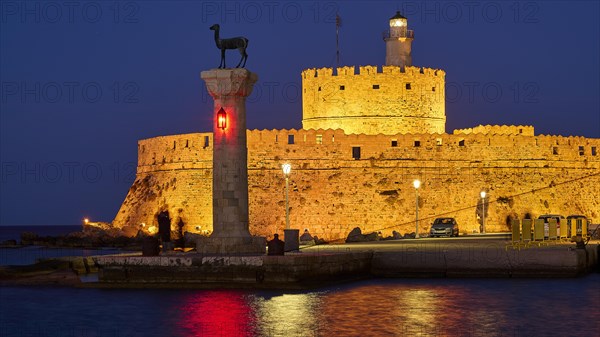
top-left (1, 227), bottom-right (199, 250)
top-left (0, 259), bottom-right (81, 286)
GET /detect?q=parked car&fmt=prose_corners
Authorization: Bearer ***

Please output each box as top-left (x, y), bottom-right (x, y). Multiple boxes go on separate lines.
top-left (566, 215), bottom-right (591, 237)
top-left (537, 214), bottom-right (565, 238)
top-left (429, 218), bottom-right (459, 237)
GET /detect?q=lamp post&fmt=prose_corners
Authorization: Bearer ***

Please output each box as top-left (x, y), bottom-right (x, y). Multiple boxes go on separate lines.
top-left (413, 179), bottom-right (421, 238)
top-left (282, 163), bottom-right (292, 230)
top-left (281, 163), bottom-right (299, 252)
top-left (480, 191), bottom-right (486, 234)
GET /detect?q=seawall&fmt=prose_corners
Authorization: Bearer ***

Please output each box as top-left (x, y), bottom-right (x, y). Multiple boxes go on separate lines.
top-left (91, 243), bottom-right (599, 289)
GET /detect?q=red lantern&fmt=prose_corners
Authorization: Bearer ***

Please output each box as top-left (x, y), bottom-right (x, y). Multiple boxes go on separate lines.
top-left (217, 107), bottom-right (227, 130)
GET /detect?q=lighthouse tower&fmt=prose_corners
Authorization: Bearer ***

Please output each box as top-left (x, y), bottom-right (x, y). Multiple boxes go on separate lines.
top-left (384, 11), bottom-right (413, 67)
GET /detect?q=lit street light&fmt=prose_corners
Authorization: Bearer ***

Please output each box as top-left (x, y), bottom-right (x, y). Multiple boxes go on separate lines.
top-left (282, 163), bottom-right (299, 252)
top-left (282, 163), bottom-right (292, 230)
top-left (413, 179), bottom-right (421, 239)
top-left (480, 191), bottom-right (486, 234)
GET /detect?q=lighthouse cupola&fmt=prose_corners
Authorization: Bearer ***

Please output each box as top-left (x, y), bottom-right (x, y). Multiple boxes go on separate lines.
top-left (384, 11), bottom-right (414, 67)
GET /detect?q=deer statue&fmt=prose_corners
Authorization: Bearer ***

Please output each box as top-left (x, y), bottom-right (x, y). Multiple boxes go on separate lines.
top-left (209, 24), bottom-right (249, 69)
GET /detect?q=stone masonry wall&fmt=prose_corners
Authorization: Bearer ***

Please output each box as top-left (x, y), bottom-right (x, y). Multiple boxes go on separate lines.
top-left (112, 129), bottom-right (600, 242)
top-left (302, 66), bottom-right (446, 135)
top-left (112, 134), bottom-right (213, 235)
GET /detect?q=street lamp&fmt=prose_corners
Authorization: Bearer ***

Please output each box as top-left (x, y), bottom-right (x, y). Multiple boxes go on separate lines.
top-left (282, 163), bottom-right (292, 230)
top-left (480, 191), bottom-right (486, 234)
top-left (413, 179), bottom-right (421, 239)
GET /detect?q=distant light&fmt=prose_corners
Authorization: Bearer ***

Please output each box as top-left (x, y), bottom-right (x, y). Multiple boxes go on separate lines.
top-left (282, 163), bottom-right (292, 176)
top-left (390, 18), bottom-right (406, 27)
top-left (413, 179), bottom-right (421, 189)
top-left (141, 223), bottom-right (146, 227)
top-left (83, 218), bottom-right (89, 224)
top-left (480, 191), bottom-right (486, 199)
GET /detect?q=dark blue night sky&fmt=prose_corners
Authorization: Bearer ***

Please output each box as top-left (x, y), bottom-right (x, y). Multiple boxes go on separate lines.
top-left (1, 1), bottom-right (599, 226)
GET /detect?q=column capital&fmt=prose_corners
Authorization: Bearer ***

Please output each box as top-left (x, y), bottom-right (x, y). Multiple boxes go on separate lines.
top-left (201, 68), bottom-right (258, 99)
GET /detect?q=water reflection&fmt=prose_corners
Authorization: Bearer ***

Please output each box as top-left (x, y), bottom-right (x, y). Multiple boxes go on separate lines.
top-left (318, 284), bottom-right (456, 336)
top-left (179, 290), bottom-right (255, 336)
top-left (253, 292), bottom-right (323, 336)
top-left (171, 279), bottom-right (598, 337)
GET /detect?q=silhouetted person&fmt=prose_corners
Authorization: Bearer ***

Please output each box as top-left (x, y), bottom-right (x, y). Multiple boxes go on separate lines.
top-left (176, 218), bottom-right (185, 249)
top-left (267, 234), bottom-right (285, 255)
top-left (299, 229), bottom-right (313, 242)
top-left (157, 211), bottom-right (171, 243)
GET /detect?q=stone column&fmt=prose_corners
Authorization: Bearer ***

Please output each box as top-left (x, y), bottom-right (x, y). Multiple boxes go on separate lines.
top-left (199, 68), bottom-right (265, 254)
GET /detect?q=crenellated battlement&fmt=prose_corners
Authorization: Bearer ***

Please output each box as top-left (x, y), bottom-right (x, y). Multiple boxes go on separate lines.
top-left (301, 64), bottom-right (446, 135)
top-left (135, 129), bottom-right (600, 173)
top-left (454, 125), bottom-right (535, 136)
top-left (301, 65), bottom-right (445, 79)
top-left (136, 133), bottom-right (213, 173)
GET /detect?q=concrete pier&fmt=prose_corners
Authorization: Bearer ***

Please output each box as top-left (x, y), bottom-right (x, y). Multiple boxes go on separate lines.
top-left (3, 242), bottom-right (597, 288)
top-left (305, 240), bottom-right (599, 278)
top-left (91, 243), bottom-right (598, 288)
top-left (95, 252), bottom-right (372, 289)
top-left (371, 245), bottom-right (598, 278)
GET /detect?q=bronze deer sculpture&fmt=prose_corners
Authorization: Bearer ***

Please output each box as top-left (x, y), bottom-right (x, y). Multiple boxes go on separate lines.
top-left (209, 24), bottom-right (249, 69)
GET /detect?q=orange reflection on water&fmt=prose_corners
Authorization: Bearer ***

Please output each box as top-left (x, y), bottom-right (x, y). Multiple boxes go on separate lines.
top-left (179, 291), bottom-right (255, 337)
top-left (253, 293), bottom-right (322, 336)
top-left (318, 283), bottom-right (468, 336)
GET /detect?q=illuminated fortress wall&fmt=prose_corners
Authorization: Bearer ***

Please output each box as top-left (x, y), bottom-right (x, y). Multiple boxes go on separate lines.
top-left (112, 134), bottom-right (213, 235)
top-left (112, 128), bottom-right (600, 241)
top-left (301, 66), bottom-right (446, 135)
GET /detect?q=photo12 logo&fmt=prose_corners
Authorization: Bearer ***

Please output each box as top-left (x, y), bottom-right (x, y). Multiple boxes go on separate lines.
top-left (399, 1), bottom-right (540, 24)
top-left (202, 81), bottom-right (301, 104)
top-left (446, 81), bottom-right (540, 104)
top-left (1, 161), bottom-right (136, 185)
top-left (200, 1), bottom-right (340, 24)
top-left (1, 81), bottom-right (140, 104)
top-left (0, 1), bottom-right (140, 24)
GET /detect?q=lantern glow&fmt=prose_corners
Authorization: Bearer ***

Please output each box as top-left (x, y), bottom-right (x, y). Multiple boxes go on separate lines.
top-left (217, 107), bottom-right (227, 130)
top-left (282, 163), bottom-right (292, 176)
top-left (390, 18), bottom-right (406, 27)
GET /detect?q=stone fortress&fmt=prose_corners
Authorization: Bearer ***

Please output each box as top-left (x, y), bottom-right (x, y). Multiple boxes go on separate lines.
top-left (110, 12), bottom-right (599, 241)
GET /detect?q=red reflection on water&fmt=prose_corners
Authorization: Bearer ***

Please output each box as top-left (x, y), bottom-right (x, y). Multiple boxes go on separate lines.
top-left (179, 291), bottom-right (255, 337)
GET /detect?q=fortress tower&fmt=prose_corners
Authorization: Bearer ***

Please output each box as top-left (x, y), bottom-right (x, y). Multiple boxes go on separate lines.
top-left (302, 12), bottom-right (445, 135)
top-left (108, 11), bottom-right (600, 244)
top-left (384, 11), bottom-right (413, 67)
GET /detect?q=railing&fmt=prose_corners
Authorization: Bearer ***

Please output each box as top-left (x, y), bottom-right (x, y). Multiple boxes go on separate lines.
top-left (382, 29), bottom-right (414, 39)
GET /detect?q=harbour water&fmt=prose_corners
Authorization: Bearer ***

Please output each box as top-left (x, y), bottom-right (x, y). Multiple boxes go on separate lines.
top-left (1, 226), bottom-right (599, 336)
top-left (1, 274), bottom-right (599, 336)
